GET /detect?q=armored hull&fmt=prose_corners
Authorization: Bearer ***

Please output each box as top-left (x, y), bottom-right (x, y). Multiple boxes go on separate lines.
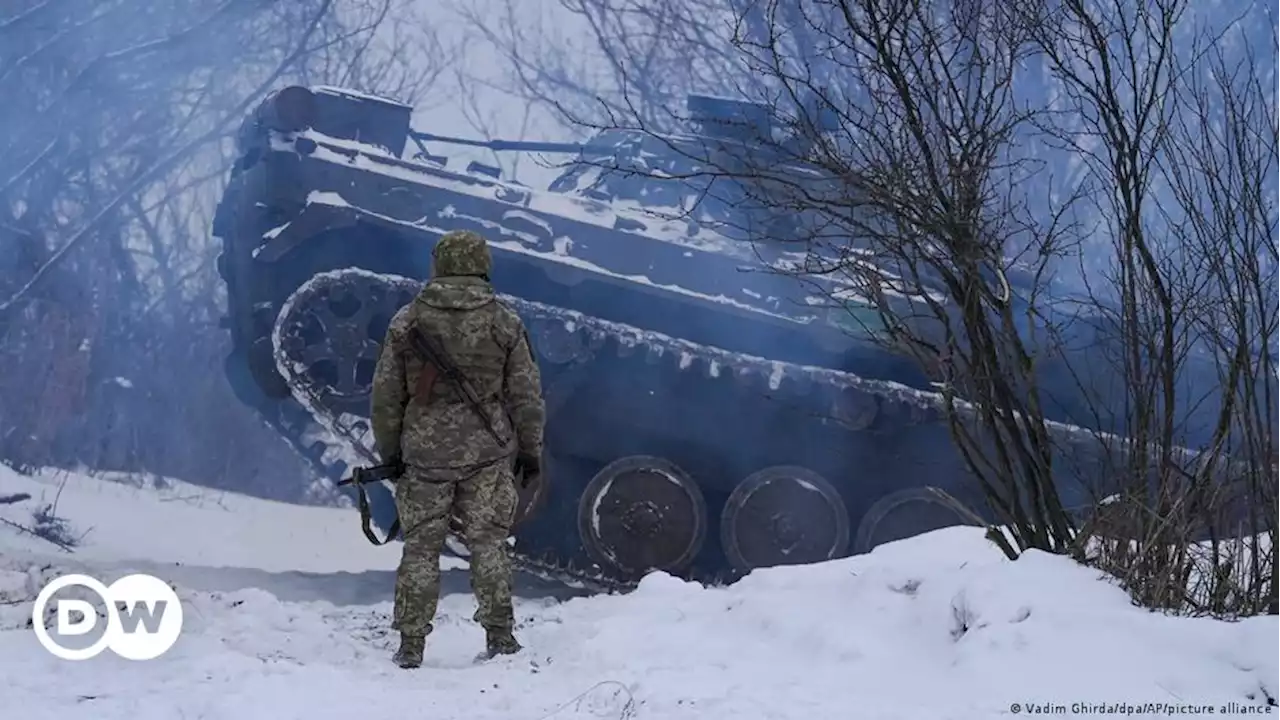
top-left (214, 86), bottom-right (1101, 590)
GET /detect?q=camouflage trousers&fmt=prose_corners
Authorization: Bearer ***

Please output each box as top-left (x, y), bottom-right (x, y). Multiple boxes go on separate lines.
top-left (392, 460), bottom-right (518, 638)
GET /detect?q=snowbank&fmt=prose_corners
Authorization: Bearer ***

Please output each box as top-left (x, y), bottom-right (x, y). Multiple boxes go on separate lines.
top-left (0, 468), bottom-right (1275, 720)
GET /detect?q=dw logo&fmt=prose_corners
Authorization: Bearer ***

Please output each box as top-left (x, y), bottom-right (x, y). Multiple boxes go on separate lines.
top-left (32, 573), bottom-right (184, 661)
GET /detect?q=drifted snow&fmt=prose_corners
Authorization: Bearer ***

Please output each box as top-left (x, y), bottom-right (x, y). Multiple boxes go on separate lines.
top-left (0, 467), bottom-right (1275, 720)
top-left (0, 548), bottom-right (1273, 719)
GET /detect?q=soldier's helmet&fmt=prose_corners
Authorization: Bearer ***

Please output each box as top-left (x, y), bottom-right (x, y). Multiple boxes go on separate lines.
top-left (432, 230), bottom-right (492, 278)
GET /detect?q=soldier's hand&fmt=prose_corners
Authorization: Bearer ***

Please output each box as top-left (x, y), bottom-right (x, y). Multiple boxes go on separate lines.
top-left (513, 452), bottom-right (541, 489)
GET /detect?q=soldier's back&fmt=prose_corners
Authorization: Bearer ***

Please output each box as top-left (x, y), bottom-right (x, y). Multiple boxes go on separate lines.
top-left (391, 276), bottom-right (521, 472)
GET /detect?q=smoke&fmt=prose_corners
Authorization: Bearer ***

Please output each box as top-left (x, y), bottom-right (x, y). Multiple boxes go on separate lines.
top-left (1, 0), bottom-right (1270, 556)
top-left (472, 0), bottom-right (1275, 438)
top-left (0, 0), bottom-right (448, 498)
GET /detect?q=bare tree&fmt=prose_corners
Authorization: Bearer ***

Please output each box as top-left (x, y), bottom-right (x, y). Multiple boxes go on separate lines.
top-left (0, 0), bottom-right (336, 311)
top-left (474, 0), bottom-right (1276, 618)
top-left (0, 0), bottom-right (453, 498)
top-left (457, 0), bottom-right (1097, 558)
top-left (451, 0), bottom-right (753, 136)
top-left (1, 0), bottom-right (337, 472)
top-left (1025, 0), bottom-right (1278, 616)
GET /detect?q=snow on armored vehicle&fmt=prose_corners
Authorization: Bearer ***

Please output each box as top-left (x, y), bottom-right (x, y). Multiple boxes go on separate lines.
top-left (213, 85), bottom-right (1115, 590)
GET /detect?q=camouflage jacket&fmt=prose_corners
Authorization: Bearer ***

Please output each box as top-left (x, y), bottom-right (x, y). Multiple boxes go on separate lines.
top-left (369, 276), bottom-right (545, 470)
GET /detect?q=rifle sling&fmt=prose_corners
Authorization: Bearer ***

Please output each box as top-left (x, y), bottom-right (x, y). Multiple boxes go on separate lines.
top-left (337, 467), bottom-right (403, 546)
top-left (339, 325), bottom-right (513, 548)
top-left (406, 323), bottom-right (511, 449)
top-left (353, 478), bottom-right (400, 546)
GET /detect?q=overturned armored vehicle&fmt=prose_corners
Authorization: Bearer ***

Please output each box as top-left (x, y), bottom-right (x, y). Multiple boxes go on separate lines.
top-left (214, 85), bottom-right (1111, 591)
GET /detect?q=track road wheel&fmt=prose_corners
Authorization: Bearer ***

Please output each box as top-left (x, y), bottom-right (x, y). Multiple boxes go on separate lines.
top-left (577, 455), bottom-right (707, 576)
top-left (853, 486), bottom-right (984, 554)
top-left (720, 466), bottom-right (851, 572)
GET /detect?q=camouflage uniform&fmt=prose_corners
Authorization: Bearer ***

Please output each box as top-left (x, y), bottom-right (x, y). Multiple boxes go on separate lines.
top-left (369, 230), bottom-right (546, 668)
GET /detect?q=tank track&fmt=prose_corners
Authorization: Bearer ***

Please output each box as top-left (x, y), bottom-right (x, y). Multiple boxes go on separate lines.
top-left (269, 268), bottom-right (950, 593)
top-left (251, 372), bottom-right (640, 595)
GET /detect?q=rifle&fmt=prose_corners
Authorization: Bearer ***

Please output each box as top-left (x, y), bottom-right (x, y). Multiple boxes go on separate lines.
top-left (341, 325), bottom-right (533, 547)
top-left (406, 324), bottom-right (511, 449)
top-left (337, 461), bottom-right (404, 545)
top-left (340, 456), bottom-right (544, 546)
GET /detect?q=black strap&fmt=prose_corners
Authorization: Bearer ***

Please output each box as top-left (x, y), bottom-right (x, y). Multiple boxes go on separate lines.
top-left (337, 463), bottom-right (403, 546)
top-left (406, 323), bottom-right (511, 449)
top-left (340, 325), bottom-right (515, 548)
top-left (353, 479), bottom-right (400, 546)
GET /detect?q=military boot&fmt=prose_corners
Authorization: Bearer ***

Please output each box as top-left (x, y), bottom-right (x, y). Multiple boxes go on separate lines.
top-left (483, 629), bottom-right (522, 659)
top-left (393, 634), bottom-right (425, 669)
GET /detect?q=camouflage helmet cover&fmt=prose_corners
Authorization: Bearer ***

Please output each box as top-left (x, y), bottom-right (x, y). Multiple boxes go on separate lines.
top-left (432, 230), bottom-right (492, 278)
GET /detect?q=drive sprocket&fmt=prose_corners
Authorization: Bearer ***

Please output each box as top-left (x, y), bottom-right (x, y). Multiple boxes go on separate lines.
top-left (273, 269), bottom-right (420, 418)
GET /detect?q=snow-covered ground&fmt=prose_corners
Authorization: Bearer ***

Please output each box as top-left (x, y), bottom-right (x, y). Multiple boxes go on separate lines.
top-left (0, 466), bottom-right (405, 573)
top-left (0, 465), bottom-right (1275, 720)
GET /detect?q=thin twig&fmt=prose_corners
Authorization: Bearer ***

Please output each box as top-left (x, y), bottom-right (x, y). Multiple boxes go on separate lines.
top-left (0, 516), bottom-right (76, 553)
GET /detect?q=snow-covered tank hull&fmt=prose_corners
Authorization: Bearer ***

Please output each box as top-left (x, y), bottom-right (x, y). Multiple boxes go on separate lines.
top-left (212, 86), bottom-right (1086, 590)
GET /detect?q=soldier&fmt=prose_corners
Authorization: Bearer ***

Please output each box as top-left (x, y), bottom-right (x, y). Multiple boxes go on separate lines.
top-left (369, 229), bottom-right (546, 669)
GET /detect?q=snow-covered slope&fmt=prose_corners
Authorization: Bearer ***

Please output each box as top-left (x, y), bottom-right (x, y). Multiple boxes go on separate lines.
top-left (0, 466), bottom-right (1275, 720)
top-left (0, 465), bottom-right (406, 574)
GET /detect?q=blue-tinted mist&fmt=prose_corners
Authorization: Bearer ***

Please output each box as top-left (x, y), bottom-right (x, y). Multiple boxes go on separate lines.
top-left (0, 0), bottom-right (439, 500)
top-left (496, 0), bottom-right (1276, 456)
